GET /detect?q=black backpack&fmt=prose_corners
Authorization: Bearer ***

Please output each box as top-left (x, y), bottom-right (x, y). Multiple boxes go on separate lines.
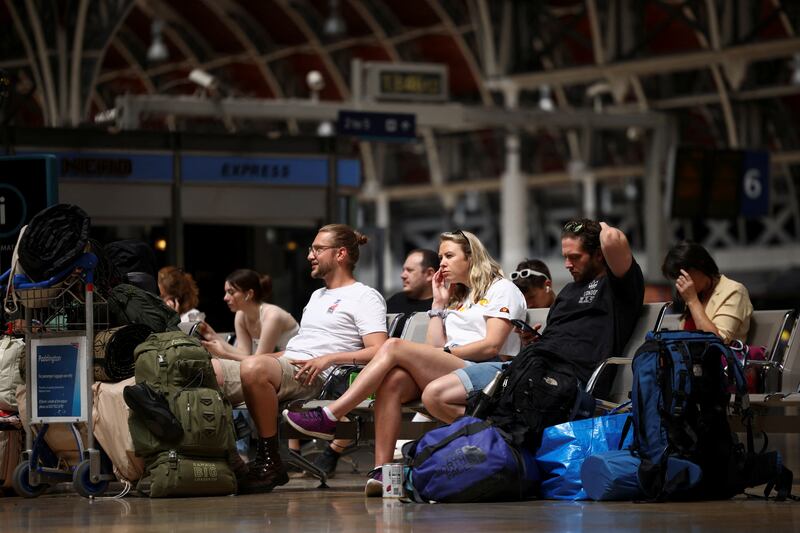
top-left (631, 330), bottom-right (793, 501)
top-left (107, 284), bottom-right (180, 333)
top-left (470, 347), bottom-right (594, 450)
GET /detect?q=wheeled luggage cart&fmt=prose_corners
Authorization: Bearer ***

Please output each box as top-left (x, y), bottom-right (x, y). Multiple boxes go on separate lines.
top-left (5, 252), bottom-right (115, 497)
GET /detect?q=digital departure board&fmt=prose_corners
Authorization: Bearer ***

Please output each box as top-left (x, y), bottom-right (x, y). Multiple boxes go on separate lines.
top-left (364, 62), bottom-right (448, 102)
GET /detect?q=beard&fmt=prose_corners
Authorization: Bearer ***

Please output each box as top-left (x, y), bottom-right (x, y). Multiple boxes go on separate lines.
top-left (311, 260), bottom-right (332, 279)
top-left (573, 260), bottom-right (605, 283)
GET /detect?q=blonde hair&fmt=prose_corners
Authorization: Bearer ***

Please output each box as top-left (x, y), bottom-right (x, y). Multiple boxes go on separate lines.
top-left (440, 230), bottom-right (504, 306)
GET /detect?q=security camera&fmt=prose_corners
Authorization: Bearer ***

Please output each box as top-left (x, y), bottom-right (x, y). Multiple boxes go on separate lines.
top-left (306, 70), bottom-right (325, 92)
top-left (189, 69), bottom-right (217, 90)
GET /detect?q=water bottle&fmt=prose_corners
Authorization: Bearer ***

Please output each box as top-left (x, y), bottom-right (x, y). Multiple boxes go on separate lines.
top-left (469, 370), bottom-right (503, 419)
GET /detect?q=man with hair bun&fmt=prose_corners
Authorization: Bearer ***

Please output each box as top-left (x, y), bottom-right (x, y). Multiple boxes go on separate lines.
top-left (230, 224), bottom-right (388, 494)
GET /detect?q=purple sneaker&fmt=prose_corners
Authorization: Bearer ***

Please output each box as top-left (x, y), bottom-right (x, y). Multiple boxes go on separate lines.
top-left (364, 467), bottom-right (383, 497)
top-left (282, 407), bottom-right (336, 440)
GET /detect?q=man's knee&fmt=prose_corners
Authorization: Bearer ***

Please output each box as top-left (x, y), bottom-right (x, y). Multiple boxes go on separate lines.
top-left (211, 358), bottom-right (225, 389)
top-left (240, 356), bottom-right (278, 389)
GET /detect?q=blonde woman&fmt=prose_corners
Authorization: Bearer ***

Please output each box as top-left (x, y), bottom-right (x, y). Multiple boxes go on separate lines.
top-left (283, 230), bottom-right (526, 496)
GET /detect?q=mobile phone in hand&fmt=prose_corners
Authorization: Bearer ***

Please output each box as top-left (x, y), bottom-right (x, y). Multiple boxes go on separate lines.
top-left (510, 319), bottom-right (540, 337)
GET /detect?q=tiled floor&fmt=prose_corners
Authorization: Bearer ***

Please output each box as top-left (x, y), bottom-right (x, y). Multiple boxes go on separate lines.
top-left (2, 473), bottom-right (800, 532)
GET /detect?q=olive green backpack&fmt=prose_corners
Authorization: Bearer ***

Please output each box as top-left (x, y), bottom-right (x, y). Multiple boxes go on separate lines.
top-left (130, 331), bottom-right (237, 497)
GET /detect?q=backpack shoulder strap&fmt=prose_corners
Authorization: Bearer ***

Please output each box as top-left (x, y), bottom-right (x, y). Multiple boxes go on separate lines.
top-left (412, 419), bottom-right (493, 467)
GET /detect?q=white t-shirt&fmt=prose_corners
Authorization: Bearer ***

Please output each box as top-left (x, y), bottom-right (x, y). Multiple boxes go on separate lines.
top-left (444, 278), bottom-right (526, 359)
top-left (282, 281), bottom-right (387, 377)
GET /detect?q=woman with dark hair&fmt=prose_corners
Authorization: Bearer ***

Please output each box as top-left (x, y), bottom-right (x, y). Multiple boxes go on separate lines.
top-left (200, 269), bottom-right (299, 360)
top-left (662, 241), bottom-right (752, 343)
top-left (510, 258), bottom-right (555, 309)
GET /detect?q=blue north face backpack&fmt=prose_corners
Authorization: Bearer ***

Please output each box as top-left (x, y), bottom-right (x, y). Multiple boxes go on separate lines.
top-left (402, 416), bottom-right (540, 503)
top-left (630, 330), bottom-right (792, 501)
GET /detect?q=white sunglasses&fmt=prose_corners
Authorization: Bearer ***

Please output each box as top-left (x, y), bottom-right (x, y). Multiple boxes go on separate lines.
top-left (510, 268), bottom-right (550, 281)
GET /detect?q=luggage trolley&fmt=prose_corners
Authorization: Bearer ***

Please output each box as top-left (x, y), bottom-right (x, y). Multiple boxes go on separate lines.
top-left (7, 252), bottom-right (114, 497)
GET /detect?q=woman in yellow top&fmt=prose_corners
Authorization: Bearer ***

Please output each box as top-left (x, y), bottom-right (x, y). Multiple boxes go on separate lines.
top-left (662, 241), bottom-right (753, 343)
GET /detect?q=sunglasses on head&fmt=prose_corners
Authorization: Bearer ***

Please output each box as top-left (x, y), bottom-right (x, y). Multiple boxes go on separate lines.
top-left (563, 221), bottom-right (584, 234)
top-left (510, 269), bottom-right (550, 281)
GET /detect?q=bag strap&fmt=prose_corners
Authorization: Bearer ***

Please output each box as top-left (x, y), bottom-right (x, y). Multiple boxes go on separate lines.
top-left (412, 419), bottom-right (493, 467)
top-left (3, 226), bottom-right (27, 315)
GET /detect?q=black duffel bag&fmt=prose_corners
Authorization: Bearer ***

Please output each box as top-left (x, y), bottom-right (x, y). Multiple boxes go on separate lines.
top-left (18, 204), bottom-right (90, 281)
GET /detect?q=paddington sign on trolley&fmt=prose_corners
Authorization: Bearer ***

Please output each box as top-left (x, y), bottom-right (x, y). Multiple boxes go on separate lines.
top-left (30, 336), bottom-right (88, 423)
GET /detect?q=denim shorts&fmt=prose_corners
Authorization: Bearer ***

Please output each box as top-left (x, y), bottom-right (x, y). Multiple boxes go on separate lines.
top-left (453, 361), bottom-right (508, 394)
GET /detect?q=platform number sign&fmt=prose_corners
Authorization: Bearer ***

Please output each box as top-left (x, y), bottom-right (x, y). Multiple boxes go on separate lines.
top-left (740, 150), bottom-right (769, 218)
top-left (337, 110), bottom-right (416, 141)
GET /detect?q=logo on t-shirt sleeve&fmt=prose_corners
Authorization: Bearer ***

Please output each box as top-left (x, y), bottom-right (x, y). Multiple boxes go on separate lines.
top-left (499, 307), bottom-right (509, 314)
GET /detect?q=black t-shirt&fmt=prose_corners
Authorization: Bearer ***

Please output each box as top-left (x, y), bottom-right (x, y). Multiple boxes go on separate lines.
top-left (534, 260), bottom-right (644, 384)
top-left (385, 292), bottom-right (433, 314)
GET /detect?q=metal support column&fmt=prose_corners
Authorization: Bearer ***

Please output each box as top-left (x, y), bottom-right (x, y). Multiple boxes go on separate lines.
top-left (643, 118), bottom-right (671, 281)
top-left (500, 85), bottom-right (527, 273)
top-left (169, 133), bottom-right (184, 267)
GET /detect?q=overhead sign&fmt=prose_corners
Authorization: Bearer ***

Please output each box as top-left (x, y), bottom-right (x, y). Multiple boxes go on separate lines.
top-left (740, 150), bottom-right (769, 218)
top-left (0, 155), bottom-right (58, 271)
top-left (337, 110), bottom-right (416, 141)
top-left (364, 61), bottom-right (448, 102)
top-left (181, 156), bottom-right (360, 187)
top-left (670, 147), bottom-right (770, 219)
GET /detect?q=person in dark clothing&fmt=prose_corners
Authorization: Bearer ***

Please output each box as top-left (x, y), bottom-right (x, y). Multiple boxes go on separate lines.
top-left (422, 218), bottom-right (644, 423)
top-left (385, 249), bottom-right (439, 314)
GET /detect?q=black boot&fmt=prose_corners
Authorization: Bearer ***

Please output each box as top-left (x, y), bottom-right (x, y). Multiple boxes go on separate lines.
top-left (239, 436), bottom-right (289, 494)
top-left (312, 444), bottom-right (341, 478)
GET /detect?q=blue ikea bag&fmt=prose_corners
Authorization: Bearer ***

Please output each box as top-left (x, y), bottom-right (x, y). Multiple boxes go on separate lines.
top-left (535, 413), bottom-right (632, 500)
top-left (402, 416), bottom-right (539, 503)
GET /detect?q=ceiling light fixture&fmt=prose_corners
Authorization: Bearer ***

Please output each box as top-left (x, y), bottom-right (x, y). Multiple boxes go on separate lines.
top-left (147, 19), bottom-right (169, 63)
top-left (791, 53), bottom-right (800, 86)
top-left (538, 85), bottom-right (555, 111)
top-left (323, 0), bottom-right (347, 38)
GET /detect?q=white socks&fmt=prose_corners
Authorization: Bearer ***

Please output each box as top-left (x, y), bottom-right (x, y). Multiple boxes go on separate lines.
top-left (322, 406), bottom-right (337, 421)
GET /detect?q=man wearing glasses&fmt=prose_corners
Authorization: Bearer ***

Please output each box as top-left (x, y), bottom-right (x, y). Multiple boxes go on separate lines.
top-left (423, 218), bottom-right (644, 422)
top-left (227, 224), bottom-right (388, 494)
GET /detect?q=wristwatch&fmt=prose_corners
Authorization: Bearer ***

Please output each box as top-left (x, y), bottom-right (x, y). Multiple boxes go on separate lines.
top-left (427, 308), bottom-right (447, 319)
top-left (443, 345), bottom-right (452, 354)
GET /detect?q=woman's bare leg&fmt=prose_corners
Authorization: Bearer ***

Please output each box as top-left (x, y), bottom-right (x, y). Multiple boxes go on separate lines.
top-left (326, 338), bottom-right (466, 419)
top-left (421, 373), bottom-right (468, 423)
top-left (373, 368), bottom-right (421, 466)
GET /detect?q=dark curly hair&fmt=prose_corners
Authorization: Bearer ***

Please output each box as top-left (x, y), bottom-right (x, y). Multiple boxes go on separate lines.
top-left (562, 218), bottom-right (602, 256)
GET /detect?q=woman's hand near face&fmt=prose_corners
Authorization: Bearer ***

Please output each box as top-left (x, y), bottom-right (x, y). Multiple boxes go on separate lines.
top-left (431, 268), bottom-right (450, 308)
top-left (164, 296), bottom-right (180, 312)
top-left (675, 268), bottom-right (699, 304)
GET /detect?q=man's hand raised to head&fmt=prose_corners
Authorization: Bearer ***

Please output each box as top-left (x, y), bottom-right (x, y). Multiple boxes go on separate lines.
top-left (599, 222), bottom-right (633, 279)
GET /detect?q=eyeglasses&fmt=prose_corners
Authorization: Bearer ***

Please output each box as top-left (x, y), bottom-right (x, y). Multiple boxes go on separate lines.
top-left (308, 245), bottom-right (338, 256)
top-left (563, 221), bottom-right (584, 234)
top-left (510, 269), bottom-right (550, 281)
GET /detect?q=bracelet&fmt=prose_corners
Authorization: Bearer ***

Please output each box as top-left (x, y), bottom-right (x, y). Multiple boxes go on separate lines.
top-left (427, 308), bottom-right (447, 319)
